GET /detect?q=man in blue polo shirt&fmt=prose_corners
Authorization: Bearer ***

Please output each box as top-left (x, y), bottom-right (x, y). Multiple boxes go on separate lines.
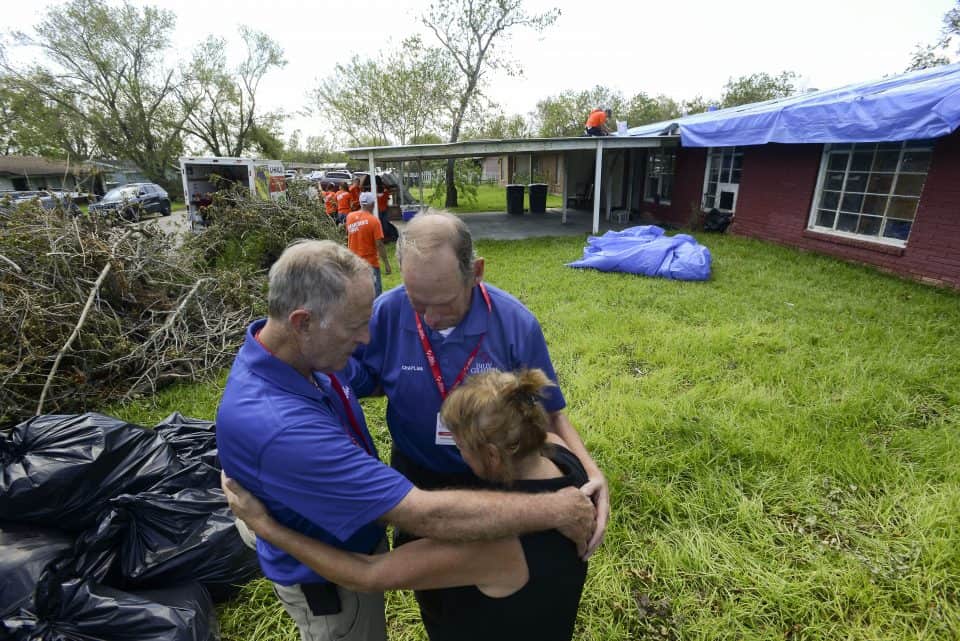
top-left (355, 212), bottom-right (610, 556)
top-left (217, 240), bottom-right (595, 641)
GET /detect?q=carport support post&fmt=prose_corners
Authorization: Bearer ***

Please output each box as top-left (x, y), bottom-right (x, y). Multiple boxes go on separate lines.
top-left (625, 150), bottom-right (634, 218)
top-left (368, 151), bottom-right (378, 217)
top-left (605, 155), bottom-right (612, 221)
top-left (418, 159), bottom-right (425, 209)
top-left (561, 154), bottom-right (568, 223)
top-left (592, 139), bottom-right (603, 235)
top-left (398, 161), bottom-right (404, 207)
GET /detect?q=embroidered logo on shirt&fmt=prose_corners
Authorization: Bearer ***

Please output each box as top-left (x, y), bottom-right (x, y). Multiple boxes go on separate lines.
top-left (401, 365), bottom-right (425, 372)
top-left (468, 356), bottom-right (495, 376)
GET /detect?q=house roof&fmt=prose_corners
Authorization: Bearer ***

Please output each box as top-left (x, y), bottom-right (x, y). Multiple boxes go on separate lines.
top-left (343, 135), bottom-right (676, 162)
top-left (627, 63), bottom-right (960, 147)
top-left (0, 155), bottom-right (85, 176)
top-left (88, 159), bottom-right (143, 172)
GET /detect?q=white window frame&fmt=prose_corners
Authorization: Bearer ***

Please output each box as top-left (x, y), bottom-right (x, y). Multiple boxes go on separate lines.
top-left (701, 147), bottom-right (743, 212)
top-left (643, 148), bottom-right (676, 205)
top-left (807, 141), bottom-right (932, 247)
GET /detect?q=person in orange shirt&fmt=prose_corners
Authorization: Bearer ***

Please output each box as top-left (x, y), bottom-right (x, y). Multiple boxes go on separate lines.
top-left (376, 186), bottom-right (390, 215)
top-left (335, 182), bottom-right (352, 224)
top-left (323, 182), bottom-right (338, 219)
top-left (346, 192), bottom-right (392, 297)
top-left (348, 178), bottom-right (361, 211)
top-left (585, 107), bottom-right (611, 136)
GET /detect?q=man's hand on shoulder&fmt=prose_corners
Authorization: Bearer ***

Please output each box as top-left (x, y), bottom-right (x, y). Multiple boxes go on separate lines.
top-left (553, 486), bottom-right (597, 559)
top-left (580, 472), bottom-right (609, 559)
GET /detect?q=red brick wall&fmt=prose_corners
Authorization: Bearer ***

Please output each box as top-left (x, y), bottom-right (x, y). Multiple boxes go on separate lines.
top-left (730, 142), bottom-right (821, 242)
top-left (895, 132), bottom-right (960, 287)
top-left (645, 134), bottom-right (960, 289)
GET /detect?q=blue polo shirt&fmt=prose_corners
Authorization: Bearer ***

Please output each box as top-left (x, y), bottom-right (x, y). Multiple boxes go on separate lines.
top-left (355, 283), bottom-right (566, 475)
top-left (216, 319), bottom-right (413, 586)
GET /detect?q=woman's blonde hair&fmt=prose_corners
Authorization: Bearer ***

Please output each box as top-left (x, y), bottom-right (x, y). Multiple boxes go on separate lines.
top-left (440, 368), bottom-right (555, 484)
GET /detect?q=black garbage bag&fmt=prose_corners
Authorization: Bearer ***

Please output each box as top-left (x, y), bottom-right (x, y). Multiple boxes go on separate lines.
top-left (379, 212), bottom-right (399, 243)
top-left (153, 413), bottom-right (220, 470)
top-left (703, 208), bottom-right (733, 233)
top-left (148, 460), bottom-right (221, 494)
top-left (70, 488), bottom-right (259, 602)
top-left (0, 414), bottom-right (183, 530)
top-left (0, 524), bottom-right (73, 621)
top-left (3, 574), bottom-right (219, 641)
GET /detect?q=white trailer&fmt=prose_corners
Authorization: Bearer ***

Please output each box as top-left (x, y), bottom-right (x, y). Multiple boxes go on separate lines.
top-left (179, 157), bottom-right (286, 228)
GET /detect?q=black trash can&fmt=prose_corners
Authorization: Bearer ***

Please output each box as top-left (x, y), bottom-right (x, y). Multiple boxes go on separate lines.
top-left (506, 184), bottom-right (525, 215)
top-left (528, 183), bottom-right (548, 214)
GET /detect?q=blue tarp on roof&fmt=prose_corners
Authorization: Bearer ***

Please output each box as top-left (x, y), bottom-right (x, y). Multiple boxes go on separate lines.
top-left (626, 63), bottom-right (960, 147)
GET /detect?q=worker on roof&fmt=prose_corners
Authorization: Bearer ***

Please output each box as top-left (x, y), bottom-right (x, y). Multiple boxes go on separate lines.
top-left (585, 107), bottom-right (612, 136)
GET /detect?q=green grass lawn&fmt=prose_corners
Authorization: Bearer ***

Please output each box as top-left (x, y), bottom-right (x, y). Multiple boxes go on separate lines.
top-left (110, 233), bottom-right (960, 641)
top-left (424, 182), bottom-right (562, 213)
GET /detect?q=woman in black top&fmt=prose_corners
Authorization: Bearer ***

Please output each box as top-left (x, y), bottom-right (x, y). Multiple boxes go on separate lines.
top-left (223, 368), bottom-right (588, 641)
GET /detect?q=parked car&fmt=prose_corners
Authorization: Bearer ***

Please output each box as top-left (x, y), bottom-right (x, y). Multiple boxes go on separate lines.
top-left (0, 190), bottom-right (82, 215)
top-left (48, 189), bottom-right (94, 205)
top-left (88, 183), bottom-right (171, 222)
top-left (321, 170), bottom-right (353, 185)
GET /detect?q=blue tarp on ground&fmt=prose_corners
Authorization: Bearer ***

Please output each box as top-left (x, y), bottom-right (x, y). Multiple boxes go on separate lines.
top-left (567, 226), bottom-right (711, 280)
top-left (625, 63), bottom-right (960, 147)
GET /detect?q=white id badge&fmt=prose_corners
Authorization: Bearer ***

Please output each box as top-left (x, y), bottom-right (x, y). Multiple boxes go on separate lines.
top-left (435, 412), bottom-right (456, 446)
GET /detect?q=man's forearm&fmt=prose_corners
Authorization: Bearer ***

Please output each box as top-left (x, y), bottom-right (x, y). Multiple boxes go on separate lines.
top-left (384, 486), bottom-right (590, 543)
top-left (257, 516), bottom-right (384, 592)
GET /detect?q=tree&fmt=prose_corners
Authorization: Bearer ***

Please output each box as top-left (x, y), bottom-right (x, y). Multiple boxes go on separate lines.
top-left (282, 130), bottom-right (345, 164)
top-left (623, 93), bottom-right (681, 127)
top-left (462, 111), bottom-right (531, 139)
top-left (246, 124), bottom-right (285, 159)
top-left (312, 36), bottom-right (457, 148)
top-left (423, 0), bottom-right (559, 206)
top-left (1, 0), bottom-right (186, 191)
top-left (534, 86), bottom-right (624, 138)
top-left (907, 1), bottom-right (960, 70)
top-left (907, 42), bottom-right (953, 71)
top-left (179, 27), bottom-right (286, 157)
top-left (679, 95), bottom-right (714, 116)
top-left (0, 76), bottom-right (97, 158)
top-left (720, 71), bottom-right (798, 108)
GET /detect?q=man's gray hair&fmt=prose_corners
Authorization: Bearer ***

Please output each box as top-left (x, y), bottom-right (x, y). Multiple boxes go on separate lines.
top-left (396, 212), bottom-right (475, 282)
top-left (267, 239), bottom-right (370, 322)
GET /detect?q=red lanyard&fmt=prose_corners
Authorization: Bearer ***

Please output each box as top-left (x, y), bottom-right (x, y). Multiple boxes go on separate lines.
top-left (328, 374), bottom-right (372, 456)
top-left (255, 328), bottom-right (372, 456)
top-left (414, 283), bottom-right (493, 401)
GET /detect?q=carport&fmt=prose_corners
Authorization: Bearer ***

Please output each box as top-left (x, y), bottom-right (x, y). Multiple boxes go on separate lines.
top-left (343, 135), bottom-right (679, 234)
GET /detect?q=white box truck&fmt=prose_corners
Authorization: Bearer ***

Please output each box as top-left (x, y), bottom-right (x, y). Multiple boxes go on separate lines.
top-left (179, 157), bottom-right (286, 229)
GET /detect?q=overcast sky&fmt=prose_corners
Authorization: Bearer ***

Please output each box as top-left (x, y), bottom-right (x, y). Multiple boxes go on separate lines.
top-left (4, 0), bottom-right (956, 146)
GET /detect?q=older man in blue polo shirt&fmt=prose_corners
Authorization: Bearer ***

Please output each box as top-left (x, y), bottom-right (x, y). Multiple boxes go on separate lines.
top-left (356, 212), bottom-right (610, 556)
top-left (217, 240), bottom-right (595, 641)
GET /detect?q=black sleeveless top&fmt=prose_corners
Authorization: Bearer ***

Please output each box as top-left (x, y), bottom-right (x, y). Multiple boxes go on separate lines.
top-left (416, 444), bottom-right (589, 641)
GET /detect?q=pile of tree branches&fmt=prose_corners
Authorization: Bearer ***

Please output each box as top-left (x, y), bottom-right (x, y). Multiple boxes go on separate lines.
top-left (185, 179), bottom-right (343, 270)
top-left (0, 178), bottom-right (346, 428)
top-left (0, 206), bottom-right (259, 428)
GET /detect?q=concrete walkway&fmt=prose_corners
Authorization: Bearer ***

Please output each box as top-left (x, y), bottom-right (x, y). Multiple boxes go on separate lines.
top-left (399, 207), bottom-right (644, 241)
top-left (156, 204), bottom-right (649, 243)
